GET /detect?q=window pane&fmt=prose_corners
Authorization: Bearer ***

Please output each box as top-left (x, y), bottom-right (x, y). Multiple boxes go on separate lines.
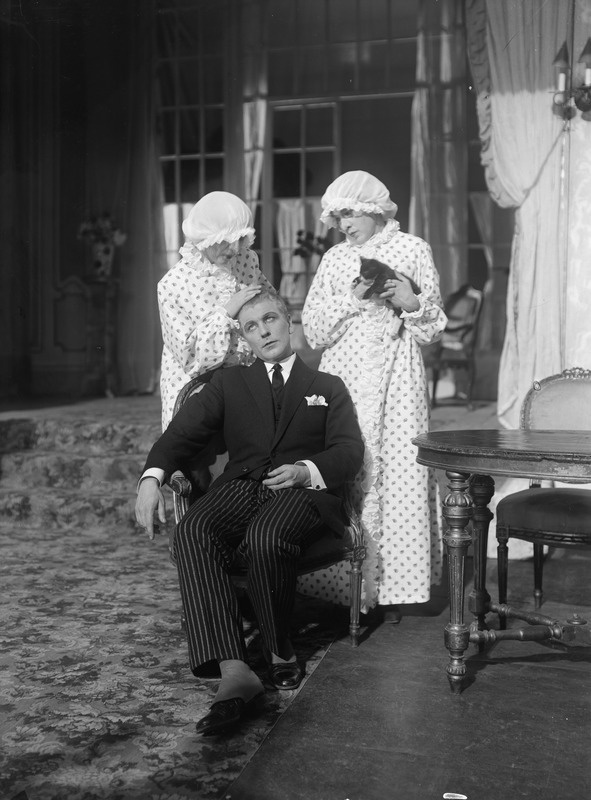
top-left (274, 152), bottom-right (302, 198)
top-left (158, 60), bottom-right (176, 107)
top-left (160, 110), bottom-right (178, 156)
top-left (304, 151), bottom-right (333, 197)
top-left (203, 56), bottom-right (223, 103)
top-left (180, 109), bottom-right (201, 153)
top-left (359, 0), bottom-right (389, 40)
top-left (204, 108), bottom-right (224, 153)
top-left (200, 4), bottom-right (224, 54)
top-left (204, 157), bottom-right (224, 193)
top-left (298, 46), bottom-right (326, 94)
top-left (179, 58), bottom-right (201, 105)
top-left (328, 0), bottom-right (357, 42)
top-left (268, 50), bottom-right (295, 96)
top-left (176, 10), bottom-right (201, 57)
top-left (268, 0), bottom-right (296, 43)
top-left (390, 2), bottom-right (418, 38)
top-left (359, 42), bottom-right (387, 93)
top-left (305, 105), bottom-right (334, 147)
top-left (180, 159), bottom-right (201, 203)
top-left (161, 161), bottom-right (177, 203)
top-left (326, 43), bottom-right (356, 93)
top-left (273, 107), bottom-right (301, 149)
top-left (298, 0), bottom-right (326, 44)
top-left (388, 40), bottom-right (417, 91)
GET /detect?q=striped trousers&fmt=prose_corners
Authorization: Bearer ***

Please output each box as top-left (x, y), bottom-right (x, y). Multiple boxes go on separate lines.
top-left (174, 478), bottom-right (322, 673)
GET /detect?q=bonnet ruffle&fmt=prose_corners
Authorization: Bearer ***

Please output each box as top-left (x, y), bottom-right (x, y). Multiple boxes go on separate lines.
top-left (320, 171), bottom-right (398, 228)
top-left (182, 191), bottom-right (255, 251)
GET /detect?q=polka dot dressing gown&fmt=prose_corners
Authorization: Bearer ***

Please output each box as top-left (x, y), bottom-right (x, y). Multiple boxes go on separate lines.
top-left (299, 220), bottom-right (447, 611)
top-left (158, 243), bottom-right (272, 429)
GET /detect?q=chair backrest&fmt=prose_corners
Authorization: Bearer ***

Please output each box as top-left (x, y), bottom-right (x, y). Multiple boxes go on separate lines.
top-left (520, 367), bottom-right (591, 430)
top-left (440, 284), bottom-right (484, 353)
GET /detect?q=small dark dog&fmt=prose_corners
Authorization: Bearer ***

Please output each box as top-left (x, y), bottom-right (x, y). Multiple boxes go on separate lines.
top-left (355, 257), bottom-right (421, 299)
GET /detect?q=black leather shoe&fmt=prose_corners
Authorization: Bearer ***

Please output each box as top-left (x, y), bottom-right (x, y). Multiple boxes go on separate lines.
top-left (195, 698), bottom-right (245, 736)
top-left (195, 694), bottom-right (265, 736)
top-left (268, 660), bottom-right (304, 691)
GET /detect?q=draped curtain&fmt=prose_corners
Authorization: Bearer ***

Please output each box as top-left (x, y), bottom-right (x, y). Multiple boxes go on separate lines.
top-left (410, 0), bottom-right (468, 299)
top-left (85, 0), bottom-right (165, 395)
top-left (466, 0), bottom-right (591, 428)
top-left (243, 98), bottom-right (267, 214)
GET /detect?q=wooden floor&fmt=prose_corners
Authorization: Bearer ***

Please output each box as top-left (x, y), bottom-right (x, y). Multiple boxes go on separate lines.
top-left (226, 549), bottom-right (591, 800)
top-left (223, 400), bottom-right (591, 800)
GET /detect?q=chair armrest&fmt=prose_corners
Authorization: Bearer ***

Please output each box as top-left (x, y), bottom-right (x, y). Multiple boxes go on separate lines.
top-left (169, 470), bottom-right (192, 497)
top-left (341, 487), bottom-right (365, 556)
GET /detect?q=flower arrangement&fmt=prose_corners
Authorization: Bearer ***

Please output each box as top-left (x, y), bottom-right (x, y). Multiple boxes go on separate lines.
top-left (294, 229), bottom-right (329, 259)
top-left (78, 213), bottom-right (127, 279)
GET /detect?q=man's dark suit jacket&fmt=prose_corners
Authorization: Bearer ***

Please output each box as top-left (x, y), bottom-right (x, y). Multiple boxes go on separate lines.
top-left (143, 356), bottom-right (364, 534)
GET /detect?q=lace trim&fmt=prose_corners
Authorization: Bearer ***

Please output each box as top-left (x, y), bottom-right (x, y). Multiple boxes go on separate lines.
top-left (183, 227), bottom-right (255, 253)
top-left (350, 218), bottom-right (402, 256)
top-left (177, 245), bottom-right (249, 282)
top-left (320, 199), bottom-right (397, 227)
top-left (353, 308), bottom-right (393, 611)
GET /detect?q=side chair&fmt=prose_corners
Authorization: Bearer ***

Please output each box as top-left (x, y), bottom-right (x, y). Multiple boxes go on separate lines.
top-left (167, 373), bottom-right (366, 646)
top-left (422, 283), bottom-right (484, 409)
top-left (496, 367), bottom-right (591, 619)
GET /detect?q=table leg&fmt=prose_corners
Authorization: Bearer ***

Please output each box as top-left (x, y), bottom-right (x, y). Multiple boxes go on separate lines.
top-left (442, 470), bottom-right (473, 693)
top-left (468, 474), bottom-right (494, 641)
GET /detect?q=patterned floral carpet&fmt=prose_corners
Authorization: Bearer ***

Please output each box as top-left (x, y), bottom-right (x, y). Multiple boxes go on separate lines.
top-left (0, 521), bottom-right (346, 800)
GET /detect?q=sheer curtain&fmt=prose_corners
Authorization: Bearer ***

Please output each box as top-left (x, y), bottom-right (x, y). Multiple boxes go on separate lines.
top-left (277, 199), bottom-right (307, 306)
top-left (244, 98), bottom-right (267, 214)
top-left (466, 0), bottom-right (591, 428)
top-left (410, 0), bottom-right (468, 299)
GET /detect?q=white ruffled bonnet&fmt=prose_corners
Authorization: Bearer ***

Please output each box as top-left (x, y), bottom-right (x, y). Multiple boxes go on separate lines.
top-left (320, 170), bottom-right (398, 228)
top-left (182, 191), bottom-right (255, 251)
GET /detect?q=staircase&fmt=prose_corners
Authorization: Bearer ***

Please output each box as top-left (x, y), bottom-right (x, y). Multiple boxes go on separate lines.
top-left (0, 398), bottom-right (162, 532)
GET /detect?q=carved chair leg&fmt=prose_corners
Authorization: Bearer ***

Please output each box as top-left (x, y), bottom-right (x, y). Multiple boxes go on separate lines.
top-left (349, 558), bottom-right (362, 647)
top-left (533, 542), bottom-right (545, 609)
top-left (497, 527), bottom-right (509, 630)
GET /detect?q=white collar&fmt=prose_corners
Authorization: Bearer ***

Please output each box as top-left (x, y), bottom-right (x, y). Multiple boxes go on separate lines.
top-left (264, 352), bottom-right (297, 382)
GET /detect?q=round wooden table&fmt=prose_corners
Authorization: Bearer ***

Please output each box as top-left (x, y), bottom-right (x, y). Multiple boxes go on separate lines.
top-left (413, 429), bottom-right (591, 693)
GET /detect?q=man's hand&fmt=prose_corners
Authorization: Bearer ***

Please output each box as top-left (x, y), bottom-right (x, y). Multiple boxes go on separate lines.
top-left (135, 477), bottom-right (166, 541)
top-left (262, 464), bottom-right (310, 490)
top-left (380, 275), bottom-right (420, 312)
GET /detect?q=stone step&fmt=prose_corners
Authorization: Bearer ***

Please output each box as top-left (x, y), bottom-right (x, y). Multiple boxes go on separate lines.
top-left (0, 418), bottom-right (160, 456)
top-left (0, 452), bottom-right (145, 491)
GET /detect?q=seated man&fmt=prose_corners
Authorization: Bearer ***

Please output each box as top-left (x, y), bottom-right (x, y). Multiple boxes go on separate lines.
top-left (135, 288), bottom-right (364, 736)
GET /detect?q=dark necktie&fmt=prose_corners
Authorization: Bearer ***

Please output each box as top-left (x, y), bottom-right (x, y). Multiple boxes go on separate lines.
top-left (271, 363), bottom-right (284, 423)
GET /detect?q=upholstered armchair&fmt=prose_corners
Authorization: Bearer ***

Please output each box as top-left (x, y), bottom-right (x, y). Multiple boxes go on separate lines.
top-left (167, 374), bottom-right (366, 646)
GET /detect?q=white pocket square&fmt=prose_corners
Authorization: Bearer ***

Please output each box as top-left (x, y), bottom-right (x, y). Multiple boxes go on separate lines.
top-left (305, 394), bottom-right (328, 407)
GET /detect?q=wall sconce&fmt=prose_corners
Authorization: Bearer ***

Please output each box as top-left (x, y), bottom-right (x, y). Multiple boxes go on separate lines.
top-left (553, 38), bottom-right (591, 121)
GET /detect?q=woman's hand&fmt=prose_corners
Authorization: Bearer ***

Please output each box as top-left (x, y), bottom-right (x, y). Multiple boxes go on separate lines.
top-left (225, 285), bottom-right (262, 318)
top-left (351, 278), bottom-right (386, 305)
top-left (351, 277), bottom-right (373, 300)
top-left (380, 275), bottom-right (420, 312)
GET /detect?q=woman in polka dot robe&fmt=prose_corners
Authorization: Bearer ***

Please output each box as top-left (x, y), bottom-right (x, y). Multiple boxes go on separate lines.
top-left (158, 192), bottom-right (273, 430)
top-left (299, 171), bottom-right (447, 619)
